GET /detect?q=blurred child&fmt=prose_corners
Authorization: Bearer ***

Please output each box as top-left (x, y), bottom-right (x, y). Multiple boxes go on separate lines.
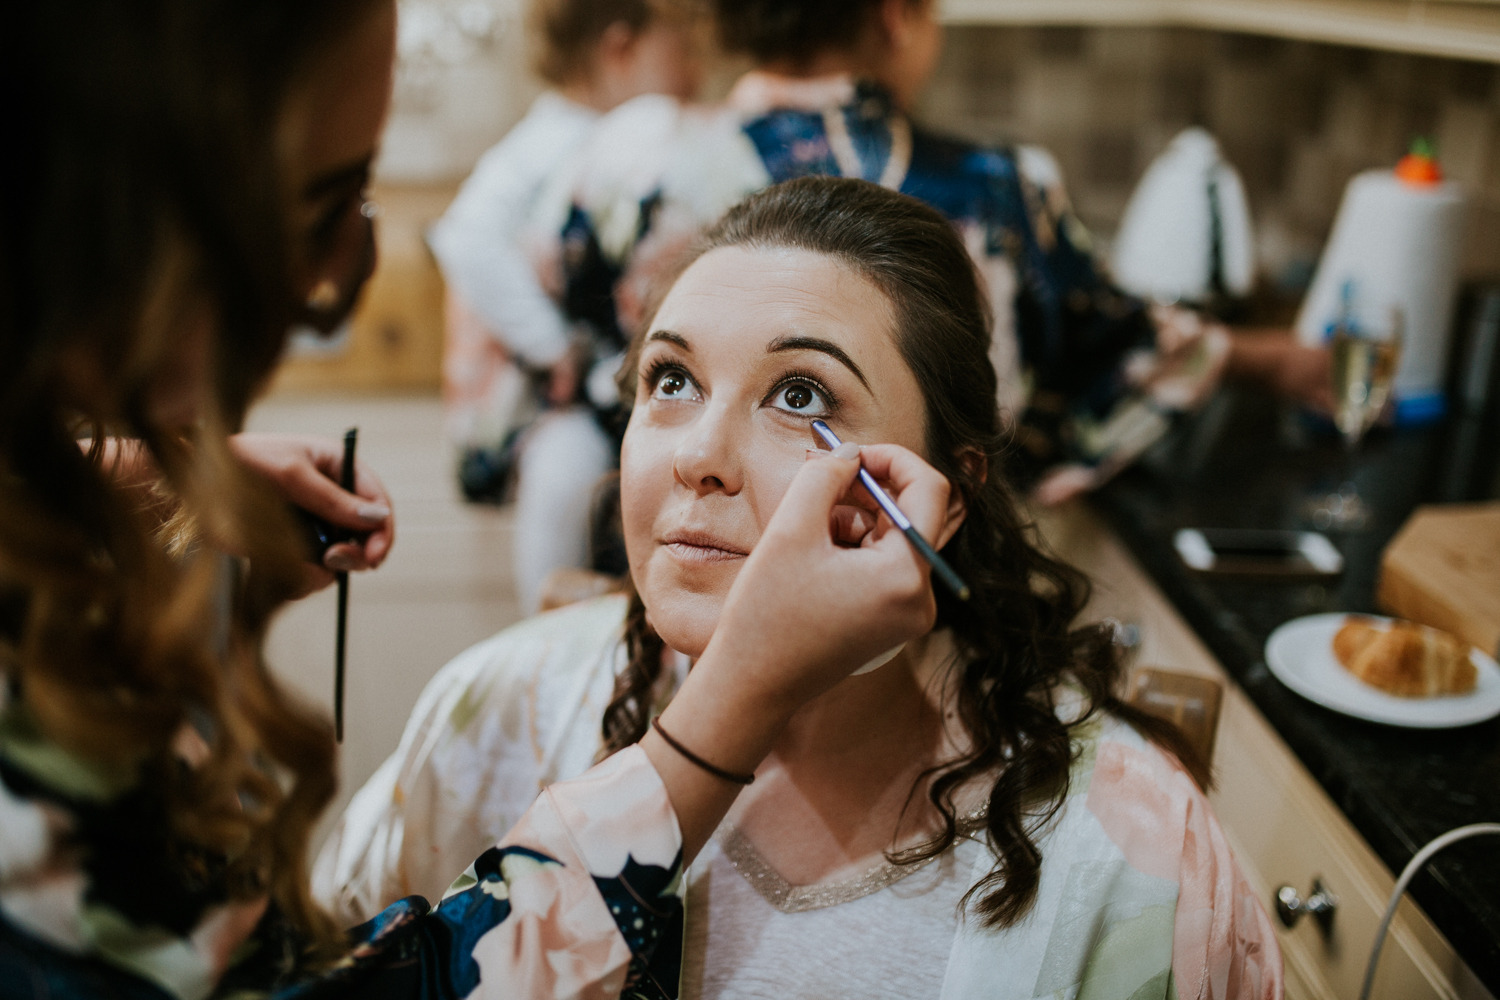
top-left (430, 0), bottom-right (701, 613)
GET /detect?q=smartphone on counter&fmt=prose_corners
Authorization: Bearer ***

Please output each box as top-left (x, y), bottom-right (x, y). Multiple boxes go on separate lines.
top-left (1173, 528), bottom-right (1344, 579)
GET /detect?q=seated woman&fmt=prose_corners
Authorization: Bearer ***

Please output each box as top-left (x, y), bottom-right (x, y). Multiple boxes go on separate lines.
top-left (318, 178), bottom-right (1281, 999)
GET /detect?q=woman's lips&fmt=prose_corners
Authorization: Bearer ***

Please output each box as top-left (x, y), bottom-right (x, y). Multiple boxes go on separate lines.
top-left (660, 529), bottom-right (749, 565)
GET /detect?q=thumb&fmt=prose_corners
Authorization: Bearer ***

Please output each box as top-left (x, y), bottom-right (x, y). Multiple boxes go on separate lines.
top-left (767, 445), bottom-right (862, 541)
top-left (284, 463), bottom-right (390, 531)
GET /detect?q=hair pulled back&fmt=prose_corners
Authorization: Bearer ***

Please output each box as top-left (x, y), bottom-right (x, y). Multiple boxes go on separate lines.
top-left (602, 177), bottom-right (1204, 928)
top-left (2, 0), bottom-right (381, 956)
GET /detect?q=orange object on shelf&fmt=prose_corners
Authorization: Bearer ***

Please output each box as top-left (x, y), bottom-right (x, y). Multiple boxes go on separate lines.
top-left (1395, 138), bottom-right (1444, 186)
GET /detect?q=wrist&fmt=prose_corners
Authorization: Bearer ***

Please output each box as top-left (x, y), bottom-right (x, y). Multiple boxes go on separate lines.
top-left (657, 644), bottom-right (799, 779)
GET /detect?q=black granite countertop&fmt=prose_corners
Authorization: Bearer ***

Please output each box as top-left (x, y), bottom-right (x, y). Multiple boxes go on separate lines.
top-left (1090, 388), bottom-right (1500, 994)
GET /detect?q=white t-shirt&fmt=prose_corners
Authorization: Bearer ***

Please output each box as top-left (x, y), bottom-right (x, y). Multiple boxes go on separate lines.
top-left (428, 90), bottom-right (598, 368)
top-left (681, 828), bottom-right (984, 1000)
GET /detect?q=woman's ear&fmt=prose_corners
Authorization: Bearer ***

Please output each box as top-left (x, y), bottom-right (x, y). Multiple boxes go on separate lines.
top-left (936, 452), bottom-right (984, 551)
top-left (937, 448), bottom-right (985, 548)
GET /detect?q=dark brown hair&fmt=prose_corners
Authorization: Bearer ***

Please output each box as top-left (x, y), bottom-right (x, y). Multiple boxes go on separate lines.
top-left (602, 177), bottom-right (1207, 928)
top-left (531, 0), bottom-right (695, 86)
top-left (712, 0), bottom-right (919, 66)
top-left (2, 0), bottom-right (380, 958)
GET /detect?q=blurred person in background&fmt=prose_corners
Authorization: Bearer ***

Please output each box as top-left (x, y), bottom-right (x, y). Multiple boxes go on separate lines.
top-left (0, 1), bottom-right (946, 995)
top-left (431, 0), bottom-right (704, 614)
top-left (515, 0), bottom-right (1330, 511)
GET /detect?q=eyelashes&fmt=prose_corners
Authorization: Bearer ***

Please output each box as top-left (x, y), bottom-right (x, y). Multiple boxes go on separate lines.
top-left (638, 357), bottom-right (842, 416)
top-left (641, 358), bottom-right (692, 399)
top-left (767, 369), bottom-right (839, 416)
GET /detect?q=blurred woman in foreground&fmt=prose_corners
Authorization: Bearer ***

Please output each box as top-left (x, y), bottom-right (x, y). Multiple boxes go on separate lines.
top-left (0, 2), bottom-right (941, 996)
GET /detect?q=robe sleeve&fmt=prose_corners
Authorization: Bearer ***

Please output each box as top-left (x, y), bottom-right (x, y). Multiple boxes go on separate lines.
top-left (282, 745), bottom-right (685, 1000)
top-left (1085, 739), bottom-right (1283, 1000)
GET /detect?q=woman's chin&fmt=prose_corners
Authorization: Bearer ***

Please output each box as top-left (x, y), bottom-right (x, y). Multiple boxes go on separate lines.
top-left (641, 590), bottom-right (724, 661)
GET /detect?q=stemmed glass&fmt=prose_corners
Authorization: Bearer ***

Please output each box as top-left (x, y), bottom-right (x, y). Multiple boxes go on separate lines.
top-left (1305, 309), bottom-right (1403, 531)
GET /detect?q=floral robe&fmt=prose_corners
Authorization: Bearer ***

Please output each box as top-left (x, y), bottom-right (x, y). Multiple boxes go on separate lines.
top-left (0, 685), bottom-right (686, 1000)
top-left (317, 596), bottom-right (1283, 999)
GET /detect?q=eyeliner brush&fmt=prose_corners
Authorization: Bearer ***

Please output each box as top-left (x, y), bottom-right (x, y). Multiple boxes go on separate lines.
top-left (334, 427), bottom-right (357, 743)
top-left (810, 419), bottom-right (970, 601)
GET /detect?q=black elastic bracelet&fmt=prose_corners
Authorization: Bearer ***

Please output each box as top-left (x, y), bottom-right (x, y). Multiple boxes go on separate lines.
top-left (650, 717), bottom-right (755, 785)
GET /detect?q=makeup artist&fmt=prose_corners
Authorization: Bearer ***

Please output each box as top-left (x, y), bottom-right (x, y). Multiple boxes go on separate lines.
top-left (0, 2), bottom-right (948, 997)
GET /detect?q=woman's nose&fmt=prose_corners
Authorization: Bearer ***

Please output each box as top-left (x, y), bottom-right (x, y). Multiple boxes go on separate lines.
top-left (672, 402), bottom-right (744, 496)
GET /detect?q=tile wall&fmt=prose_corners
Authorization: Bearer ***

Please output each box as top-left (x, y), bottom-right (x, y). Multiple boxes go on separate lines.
top-left (917, 26), bottom-right (1500, 287)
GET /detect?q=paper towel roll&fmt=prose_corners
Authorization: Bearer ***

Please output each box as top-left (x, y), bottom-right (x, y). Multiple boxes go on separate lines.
top-left (1295, 171), bottom-right (1467, 407)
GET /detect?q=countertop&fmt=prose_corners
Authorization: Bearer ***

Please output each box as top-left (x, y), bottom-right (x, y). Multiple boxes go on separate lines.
top-left (1089, 388), bottom-right (1500, 994)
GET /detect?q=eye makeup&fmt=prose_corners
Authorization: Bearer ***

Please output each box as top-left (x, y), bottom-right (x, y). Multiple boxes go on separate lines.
top-left (639, 353), bottom-right (846, 419)
top-left (765, 369), bottom-right (839, 417)
top-left (641, 357), bottom-right (699, 401)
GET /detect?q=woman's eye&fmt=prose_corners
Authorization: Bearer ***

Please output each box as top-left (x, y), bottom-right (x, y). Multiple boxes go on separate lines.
top-left (768, 380), bottom-right (830, 416)
top-left (651, 368), bottom-right (700, 401)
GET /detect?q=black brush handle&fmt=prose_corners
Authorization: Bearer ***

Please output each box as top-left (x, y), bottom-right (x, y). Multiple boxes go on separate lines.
top-left (334, 428), bottom-right (357, 742)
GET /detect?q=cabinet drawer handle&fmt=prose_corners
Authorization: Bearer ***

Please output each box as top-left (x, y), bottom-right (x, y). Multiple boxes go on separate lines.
top-left (1276, 877), bottom-right (1338, 932)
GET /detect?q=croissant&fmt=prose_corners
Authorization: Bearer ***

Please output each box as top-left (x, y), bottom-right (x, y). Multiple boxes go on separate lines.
top-left (1333, 617), bottom-right (1477, 698)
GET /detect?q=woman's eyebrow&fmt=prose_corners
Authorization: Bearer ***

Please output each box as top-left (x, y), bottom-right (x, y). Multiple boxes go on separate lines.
top-left (767, 336), bottom-right (871, 391)
top-left (646, 330), bottom-right (691, 351)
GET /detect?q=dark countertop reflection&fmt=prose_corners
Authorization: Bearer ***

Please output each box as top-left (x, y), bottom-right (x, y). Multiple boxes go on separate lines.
top-left (1090, 387), bottom-right (1500, 993)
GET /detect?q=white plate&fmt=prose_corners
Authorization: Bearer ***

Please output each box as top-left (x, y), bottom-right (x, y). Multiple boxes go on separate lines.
top-left (1264, 613), bottom-right (1500, 728)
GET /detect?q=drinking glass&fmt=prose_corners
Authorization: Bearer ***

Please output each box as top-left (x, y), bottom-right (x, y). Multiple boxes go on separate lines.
top-left (1306, 310), bottom-right (1403, 531)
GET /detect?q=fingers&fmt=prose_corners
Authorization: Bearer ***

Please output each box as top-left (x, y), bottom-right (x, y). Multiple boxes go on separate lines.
top-left (830, 505), bottom-right (878, 546)
top-left (229, 433), bottom-right (394, 572)
top-left (284, 459), bottom-right (390, 532)
top-left (767, 448), bottom-right (863, 545)
top-left (315, 463), bottom-right (393, 572)
top-left (350, 462), bottom-right (395, 567)
top-left (847, 444), bottom-right (951, 542)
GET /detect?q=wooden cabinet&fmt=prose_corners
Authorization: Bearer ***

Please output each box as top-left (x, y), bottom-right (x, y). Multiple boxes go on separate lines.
top-left (268, 184), bottom-right (456, 396)
top-left (939, 0), bottom-right (1500, 63)
top-left (1037, 501), bottom-right (1491, 1000)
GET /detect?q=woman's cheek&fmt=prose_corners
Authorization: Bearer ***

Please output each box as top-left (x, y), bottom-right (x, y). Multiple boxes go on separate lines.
top-left (748, 434), bottom-right (816, 532)
top-left (619, 420), bottom-right (672, 568)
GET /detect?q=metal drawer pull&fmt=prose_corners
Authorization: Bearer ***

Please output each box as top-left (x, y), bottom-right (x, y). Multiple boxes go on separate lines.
top-left (1275, 878), bottom-right (1338, 931)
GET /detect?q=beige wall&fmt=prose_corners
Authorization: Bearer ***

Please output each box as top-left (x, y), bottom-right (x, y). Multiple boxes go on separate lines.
top-left (918, 25), bottom-right (1500, 285)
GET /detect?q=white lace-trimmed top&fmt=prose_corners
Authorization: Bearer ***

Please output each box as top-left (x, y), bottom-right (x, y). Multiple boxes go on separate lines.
top-left (682, 827), bottom-right (985, 1000)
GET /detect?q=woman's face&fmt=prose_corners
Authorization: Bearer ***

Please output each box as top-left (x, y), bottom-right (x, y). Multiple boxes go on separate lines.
top-left (621, 245), bottom-right (928, 657)
top-left (279, 0), bottom-right (396, 328)
top-left (132, 1), bottom-right (395, 429)
top-left (139, 1), bottom-right (396, 428)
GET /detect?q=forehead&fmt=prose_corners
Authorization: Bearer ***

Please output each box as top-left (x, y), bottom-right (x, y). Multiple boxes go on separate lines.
top-left (651, 245), bottom-right (900, 359)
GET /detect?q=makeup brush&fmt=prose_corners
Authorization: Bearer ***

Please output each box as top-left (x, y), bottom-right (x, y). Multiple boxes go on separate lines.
top-left (334, 427), bottom-right (357, 742)
top-left (811, 420), bottom-right (970, 601)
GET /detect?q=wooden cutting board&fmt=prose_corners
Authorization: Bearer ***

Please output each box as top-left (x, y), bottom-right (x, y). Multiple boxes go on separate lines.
top-left (1378, 502), bottom-right (1500, 657)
